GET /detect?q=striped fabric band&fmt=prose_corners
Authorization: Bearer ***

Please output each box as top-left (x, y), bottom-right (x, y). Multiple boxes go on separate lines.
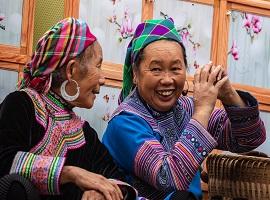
top-left (134, 118), bottom-right (217, 190)
top-left (10, 151), bottom-right (65, 194)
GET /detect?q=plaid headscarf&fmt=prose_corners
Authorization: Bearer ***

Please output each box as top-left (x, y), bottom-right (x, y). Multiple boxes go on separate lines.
top-left (18, 17), bottom-right (96, 93)
top-left (122, 18), bottom-right (183, 100)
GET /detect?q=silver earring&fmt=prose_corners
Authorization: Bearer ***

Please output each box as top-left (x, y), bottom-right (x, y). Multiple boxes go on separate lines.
top-left (60, 79), bottom-right (80, 101)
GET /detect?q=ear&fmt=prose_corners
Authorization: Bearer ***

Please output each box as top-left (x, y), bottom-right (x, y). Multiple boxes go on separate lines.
top-left (132, 67), bottom-right (138, 85)
top-left (65, 59), bottom-right (77, 80)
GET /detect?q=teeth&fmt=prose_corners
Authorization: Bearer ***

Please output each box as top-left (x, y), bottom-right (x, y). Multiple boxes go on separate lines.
top-left (157, 90), bottom-right (173, 96)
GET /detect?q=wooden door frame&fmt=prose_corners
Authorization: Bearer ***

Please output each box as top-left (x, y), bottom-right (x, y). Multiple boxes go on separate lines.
top-left (0, 0), bottom-right (35, 68)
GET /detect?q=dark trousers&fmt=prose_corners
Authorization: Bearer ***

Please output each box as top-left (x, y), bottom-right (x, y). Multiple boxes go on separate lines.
top-left (170, 191), bottom-right (197, 200)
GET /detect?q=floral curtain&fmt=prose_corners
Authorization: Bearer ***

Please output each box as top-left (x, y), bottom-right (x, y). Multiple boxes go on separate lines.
top-left (228, 11), bottom-right (270, 89)
top-left (153, 0), bottom-right (213, 75)
top-left (79, 0), bottom-right (142, 64)
top-left (0, 0), bottom-right (23, 46)
top-left (227, 12), bottom-right (270, 154)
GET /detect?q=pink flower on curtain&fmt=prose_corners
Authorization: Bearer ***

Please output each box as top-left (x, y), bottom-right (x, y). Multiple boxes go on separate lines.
top-left (243, 13), bottom-right (262, 36)
top-left (229, 40), bottom-right (239, 60)
top-left (243, 14), bottom-right (252, 29)
top-left (178, 25), bottom-right (200, 69)
top-left (180, 28), bottom-right (190, 46)
top-left (0, 14), bottom-right (5, 30)
top-left (107, 3), bottom-right (134, 42)
top-left (120, 9), bottom-right (133, 37)
top-left (252, 15), bottom-right (262, 34)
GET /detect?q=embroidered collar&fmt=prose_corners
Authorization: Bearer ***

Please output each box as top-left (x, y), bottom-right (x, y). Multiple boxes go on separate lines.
top-left (22, 88), bottom-right (86, 157)
top-left (135, 88), bottom-right (175, 119)
top-left (46, 90), bottom-right (74, 112)
top-left (114, 89), bottom-right (188, 150)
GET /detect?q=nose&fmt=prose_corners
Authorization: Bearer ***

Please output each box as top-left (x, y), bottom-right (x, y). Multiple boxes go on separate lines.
top-left (160, 72), bottom-right (174, 85)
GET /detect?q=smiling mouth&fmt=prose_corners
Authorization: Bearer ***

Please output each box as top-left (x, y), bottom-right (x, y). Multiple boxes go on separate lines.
top-left (157, 90), bottom-right (174, 97)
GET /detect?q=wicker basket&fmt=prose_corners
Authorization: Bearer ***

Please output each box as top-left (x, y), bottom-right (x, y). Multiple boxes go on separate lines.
top-left (206, 153), bottom-right (270, 200)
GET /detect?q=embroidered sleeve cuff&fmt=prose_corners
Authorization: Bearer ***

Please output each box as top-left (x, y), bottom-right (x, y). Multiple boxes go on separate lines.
top-left (181, 119), bottom-right (217, 158)
top-left (223, 91), bottom-right (259, 124)
top-left (10, 151), bottom-right (65, 195)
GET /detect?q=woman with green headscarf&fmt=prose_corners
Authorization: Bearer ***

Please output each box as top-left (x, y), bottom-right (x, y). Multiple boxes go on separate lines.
top-left (102, 18), bottom-right (266, 199)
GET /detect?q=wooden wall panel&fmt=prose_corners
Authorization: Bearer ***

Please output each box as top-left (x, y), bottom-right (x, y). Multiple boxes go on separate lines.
top-left (229, 3), bottom-right (270, 17)
top-left (229, 0), bottom-right (270, 10)
top-left (183, 0), bottom-right (214, 6)
top-left (64, 0), bottom-right (80, 18)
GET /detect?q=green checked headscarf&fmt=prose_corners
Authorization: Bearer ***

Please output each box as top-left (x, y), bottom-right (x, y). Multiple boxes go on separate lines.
top-left (122, 18), bottom-right (184, 100)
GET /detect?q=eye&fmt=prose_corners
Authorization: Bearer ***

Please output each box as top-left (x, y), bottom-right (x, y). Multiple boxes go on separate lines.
top-left (150, 67), bottom-right (161, 72)
top-left (172, 67), bottom-right (181, 71)
top-left (171, 66), bottom-right (183, 73)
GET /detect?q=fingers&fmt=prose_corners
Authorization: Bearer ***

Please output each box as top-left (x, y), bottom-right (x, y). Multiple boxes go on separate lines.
top-left (94, 177), bottom-right (122, 200)
top-left (217, 66), bottom-right (223, 81)
top-left (215, 75), bottom-right (229, 89)
top-left (95, 179), bottom-right (115, 200)
top-left (73, 168), bottom-right (123, 200)
top-left (109, 181), bottom-right (123, 200)
top-left (208, 65), bottom-right (223, 84)
top-left (200, 61), bottom-right (213, 82)
top-left (194, 63), bottom-right (225, 86)
top-left (194, 67), bottom-right (202, 85)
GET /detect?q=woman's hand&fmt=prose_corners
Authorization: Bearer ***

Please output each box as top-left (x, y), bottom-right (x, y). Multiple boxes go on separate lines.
top-left (81, 190), bottom-right (105, 200)
top-left (212, 65), bottom-right (246, 107)
top-left (60, 166), bottom-right (123, 200)
top-left (192, 62), bottom-right (228, 128)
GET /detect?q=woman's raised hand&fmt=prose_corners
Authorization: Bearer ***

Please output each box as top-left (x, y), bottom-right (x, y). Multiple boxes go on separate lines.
top-left (212, 65), bottom-right (246, 107)
top-left (61, 166), bottom-right (123, 200)
top-left (192, 62), bottom-right (228, 128)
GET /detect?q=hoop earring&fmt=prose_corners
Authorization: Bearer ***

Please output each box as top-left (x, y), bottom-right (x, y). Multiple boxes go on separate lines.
top-left (182, 80), bottom-right (189, 96)
top-left (60, 79), bottom-right (80, 101)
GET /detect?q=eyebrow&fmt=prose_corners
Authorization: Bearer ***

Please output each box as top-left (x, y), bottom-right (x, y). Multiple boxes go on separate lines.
top-left (149, 60), bottom-right (162, 65)
top-left (149, 59), bottom-right (183, 65)
top-left (171, 59), bottom-right (184, 65)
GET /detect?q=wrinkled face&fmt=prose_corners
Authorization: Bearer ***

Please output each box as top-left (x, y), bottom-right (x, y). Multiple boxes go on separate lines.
top-left (134, 40), bottom-right (186, 112)
top-left (73, 42), bottom-right (105, 109)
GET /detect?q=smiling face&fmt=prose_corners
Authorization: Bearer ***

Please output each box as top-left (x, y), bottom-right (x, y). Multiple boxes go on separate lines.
top-left (71, 42), bottom-right (105, 109)
top-left (133, 40), bottom-right (186, 112)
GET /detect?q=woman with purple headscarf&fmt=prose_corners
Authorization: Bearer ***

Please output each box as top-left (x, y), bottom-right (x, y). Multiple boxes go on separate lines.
top-left (0, 18), bottom-right (138, 200)
top-left (102, 18), bottom-right (266, 200)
